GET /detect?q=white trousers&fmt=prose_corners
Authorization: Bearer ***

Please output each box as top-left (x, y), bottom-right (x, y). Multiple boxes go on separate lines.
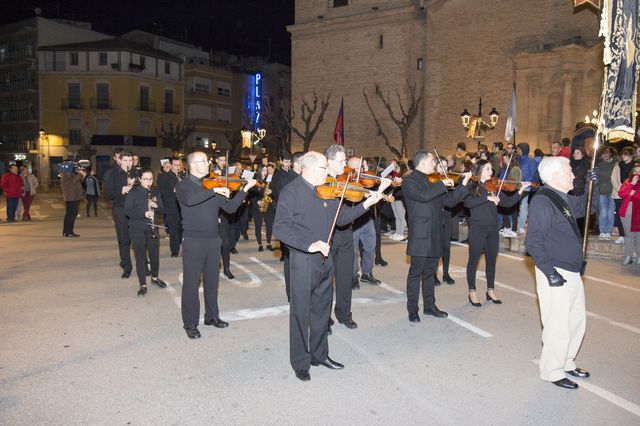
top-left (535, 266), bottom-right (586, 382)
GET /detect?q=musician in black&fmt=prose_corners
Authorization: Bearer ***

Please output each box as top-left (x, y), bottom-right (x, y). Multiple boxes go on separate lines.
top-left (125, 170), bottom-right (167, 296)
top-left (176, 151), bottom-right (257, 339)
top-left (402, 151), bottom-right (471, 322)
top-left (211, 151), bottom-right (238, 279)
top-left (157, 157), bottom-right (184, 257)
top-left (104, 149), bottom-right (135, 278)
top-left (273, 151), bottom-right (384, 381)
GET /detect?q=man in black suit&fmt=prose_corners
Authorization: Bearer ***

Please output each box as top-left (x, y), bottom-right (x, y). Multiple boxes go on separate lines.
top-left (157, 157), bottom-right (184, 257)
top-left (402, 151), bottom-right (471, 322)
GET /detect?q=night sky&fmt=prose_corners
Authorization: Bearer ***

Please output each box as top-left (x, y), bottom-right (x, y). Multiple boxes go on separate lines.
top-left (0, 0), bottom-right (294, 64)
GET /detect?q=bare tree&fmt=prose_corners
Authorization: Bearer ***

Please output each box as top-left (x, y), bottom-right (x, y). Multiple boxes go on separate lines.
top-left (362, 80), bottom-right (423, 161)
top-left (156, 122), bottom-right (193, 156)
top-left (283, 90), bottom-right (331, 152)
top-left (261, 100), bottom-right (292, 155)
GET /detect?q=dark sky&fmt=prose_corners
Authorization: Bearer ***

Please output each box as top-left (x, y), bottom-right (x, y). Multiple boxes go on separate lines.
top-left (0, 0), bottom-right (294, 64)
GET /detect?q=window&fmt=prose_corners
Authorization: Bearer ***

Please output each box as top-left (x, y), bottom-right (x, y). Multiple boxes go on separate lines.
top-left (96, 83), bottom-right (109, 109)
top-left (379, 35), bottom-right (384, 49)
top-left (217, 107), bottom-right (231, 123)
top-left (139, 120), bottom-right (150, 136)
top-left (164, 89), bottom-right (174, 113)
top-left (332, 0), bottom-right (348, 7)
top-left (140, 56), bottom-right (146, 68)
top-left (68, 83), bottom-right (81, 108)
top-left (98, 52), bottom-right (107, 66)
top-left (68, 118), bottom-right (81, 145)
top-left (193, 82), bottom-right (210, 93)
top-left (217, 82), bottom-right (231, 97)
top-left (96, 118), bottom-right (109, 135)
top-left (70, 52), bottom-right (78, 66)
top-left (139, 86), bottom-right (150, 111)
top-left (187, 104), bottom-right (212, 120)
top-left (164, 61), bottom-right (170, 74)
top-left (417, 58), bottom-right (423, 70)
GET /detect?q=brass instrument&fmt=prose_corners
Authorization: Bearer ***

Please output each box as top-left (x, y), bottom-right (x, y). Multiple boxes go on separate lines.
top-left (258, 182), bottom-right (272, 213)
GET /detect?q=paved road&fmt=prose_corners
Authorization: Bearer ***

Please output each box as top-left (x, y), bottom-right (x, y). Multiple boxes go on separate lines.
top-left (1, 194), bottom-right (639, 425)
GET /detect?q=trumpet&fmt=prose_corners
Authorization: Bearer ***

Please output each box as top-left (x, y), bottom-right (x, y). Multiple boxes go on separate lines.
top-left (258, 182), bottom-right (272, 213)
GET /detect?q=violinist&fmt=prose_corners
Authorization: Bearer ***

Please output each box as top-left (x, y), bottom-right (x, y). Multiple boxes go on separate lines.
top-left (273, 151), bottom-right (384, 381)
top-left (211, 151), bottom-right (237, 279)
top-left (497, 153), bottom-right (521, 238)
top-left (176, 151), bottom-right (257, 339)
top-left (124, 170), bottom-right (166, 296)
top-left (464, 160), bottom-right (531, 307)
top-left (403, 151), bottom-right (471, 323)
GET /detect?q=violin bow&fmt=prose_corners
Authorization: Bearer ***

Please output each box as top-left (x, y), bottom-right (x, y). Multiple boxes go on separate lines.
top-left (496, 153), bottom-right (513, 197)
top-left (225, 151), bottom-right (229, 190)
top-left (355, 157), bottom-right (363, 182)
top-left (433, 148), bottom-right (449, 180)
top-left (323, 172), bottom-right (352, 263)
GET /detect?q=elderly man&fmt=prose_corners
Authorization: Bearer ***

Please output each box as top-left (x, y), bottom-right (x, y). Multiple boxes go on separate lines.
top-left (525, 156), bottom-right (597, 389)
top-left (274, 151), bottom-right (385, 381)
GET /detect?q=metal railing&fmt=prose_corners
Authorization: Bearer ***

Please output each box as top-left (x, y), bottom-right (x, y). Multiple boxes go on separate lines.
top-left (90, 98), bottom-right (112, 109)
top-left (60, 99), bottom-right (84, 109)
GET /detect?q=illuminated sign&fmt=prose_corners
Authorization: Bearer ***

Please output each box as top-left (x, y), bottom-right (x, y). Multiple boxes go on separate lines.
top-left (254, 73), bottom-right (262, 128)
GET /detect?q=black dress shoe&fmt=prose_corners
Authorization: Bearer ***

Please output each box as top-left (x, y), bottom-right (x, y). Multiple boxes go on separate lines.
top-left (360, 273), bottom-right (381, 285)
top-left (486, 291), bottom-right (502, 304)
top-left (137, 285), bottom-right (147, 296)
top-left (170, 253), bottom-right (179, 258)
top-left (374, 257), bottom-right (388, 267)
top-left (311, 356), bottom-right (344, 370)
top-left (230, 248), bottom-right (238, 254)
top-left (443, 274), bottom-right (455, 285)
top-left (67, 233), bottom-right (80, 237)
top-left (424, 305), bottom-right (448, 318)
top-left (121, 270), bottom-right (131, 279)
top-left (258, 245), bottom-right (264, 252)
top-left (204, 317), bottom-right (229, 328)
top-left (434, 275), bottom-right (441, 286)
top-left (552, 378), bottom-right (578, 389)
top-left (408, 311), bottom-right (420, 322)
top-left (267, 244), bottom-right (274, 251)
top-left (468, 294), bottom-right (482, 307)
top-left (223, 268), bottom-right (235, 280)
top-left (294, 369), bottom-right (310, 381)
top-left (566, 368), bottom-right (590, 378)
top-left (185, 327), bottom-right (201, 339)
top-left (338, 317), bottom-right (358, 329)
top-left (151, 277), bottom-right (167, 288)
top-left (351, 276), bottom-right (360, 290)
top-left (242, 233), bottom-right (249, 241)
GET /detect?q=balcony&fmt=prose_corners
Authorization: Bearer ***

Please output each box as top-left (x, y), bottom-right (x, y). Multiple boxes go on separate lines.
top-left (0, 140), bottom-right (35, 153)
top-left (137, 102), bottom-right (156, 112)
top-left (61, 99), bottom-right (84, 110)
top-left (0, 110), bottom-right (36, 123)
top-left (90, 98), bottom-right (112, 110)
top-left (163, 104), bottom-right (180, 114)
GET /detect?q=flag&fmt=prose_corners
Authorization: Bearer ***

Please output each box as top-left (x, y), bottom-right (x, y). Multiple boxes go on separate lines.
top-left (504, 84), bottom-right (517, 142)
top-left (333, 99), bottom-right (344, 145)
top-left (599, 0), bottom-right (640, 142)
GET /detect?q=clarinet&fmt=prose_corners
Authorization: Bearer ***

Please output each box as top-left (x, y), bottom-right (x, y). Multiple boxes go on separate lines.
top-left (148, 189), bottom-right (158, 239)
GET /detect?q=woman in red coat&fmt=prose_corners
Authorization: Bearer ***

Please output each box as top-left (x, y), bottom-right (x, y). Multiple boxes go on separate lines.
top-left (618, 162), bottom-right (640, 266)
top-left (1, 164), bottom-right (24, 223)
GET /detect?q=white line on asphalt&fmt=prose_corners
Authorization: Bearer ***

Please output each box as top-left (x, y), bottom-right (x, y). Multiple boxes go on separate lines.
top-left (249, 256), bottom-right (285, 281)
top-left (531, 360), bottom-right (640, 418)
top-left (584, 276), bottom-right (640, 294)
top-left (379, 282), bottom-right (404, 294)
top-left (229, 261), bottom-right (262, 288)
top-left (447, 315), bottom-right (493, 338)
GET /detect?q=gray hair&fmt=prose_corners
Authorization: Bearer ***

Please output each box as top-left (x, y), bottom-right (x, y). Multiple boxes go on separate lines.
top-left (538, 156), bottom-right (569, 184)
top-left (301, 151), bottom-right (324, 169)
top-left (324, 144), bottom-right (345, 160)
top-left (186, 151), bottom-right (206, 167)
top-left (412, 150), bottom-right (430, 167)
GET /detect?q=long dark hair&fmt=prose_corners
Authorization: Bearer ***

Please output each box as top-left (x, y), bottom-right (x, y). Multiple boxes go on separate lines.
top-left (467, 159), bottom-right (491, 196)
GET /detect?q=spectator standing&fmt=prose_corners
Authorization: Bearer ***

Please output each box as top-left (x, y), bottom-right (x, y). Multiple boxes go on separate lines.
top-left (61, 167), bottom-right (86, 237)
top-left (618, 163), bottom-right (640, 266)
top-left (84, 168), bottom-right (100, 217)
top-left (19, 166), bottom-right (38, 221)
top-left (611, 147), bottom-right (635, 245)
top-left (1, 165), bottom-right (23, 223)
top-left (516, 142), bottom-right (539, 233)
top-left (596, 147), bottom-right (616, 239)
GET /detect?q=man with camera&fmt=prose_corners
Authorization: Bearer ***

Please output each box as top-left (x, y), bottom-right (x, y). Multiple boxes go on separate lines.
top-left (60, 162), bottom-right (87, 237)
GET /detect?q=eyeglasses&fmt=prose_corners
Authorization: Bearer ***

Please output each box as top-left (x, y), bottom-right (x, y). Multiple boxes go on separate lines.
top-left (191, 160), bottom-right (208, 164)
top-left (317, 166), bottom-right (328, 170)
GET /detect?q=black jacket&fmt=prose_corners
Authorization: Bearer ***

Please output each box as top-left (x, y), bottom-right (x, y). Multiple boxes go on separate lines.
top-left (125, 185), bottom-right (164, 232)
top-left (402, 169), bottom-right (469, 257)
top-left (464, 186), bottom-right (522, 227)
top-left (269, 168), bottom-right (298, 202)
top-left (104, 167), bottom-right (130, 207)
top-left (157, 171), bottom-right (181, 213)
top-left (175, 175), bottom-right (247, 239)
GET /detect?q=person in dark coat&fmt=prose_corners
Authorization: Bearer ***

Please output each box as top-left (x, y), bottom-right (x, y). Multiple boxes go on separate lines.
top-left (402, 151), bottom-right (471, 322)
top-left (157, 157), bottom-right (184, 257)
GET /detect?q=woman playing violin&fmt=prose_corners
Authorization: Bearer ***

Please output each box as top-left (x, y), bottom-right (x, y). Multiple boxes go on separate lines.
top-left (464, 159), bottom-right (531, 307)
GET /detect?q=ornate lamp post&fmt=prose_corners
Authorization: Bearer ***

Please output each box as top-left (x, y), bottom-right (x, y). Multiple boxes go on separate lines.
top-left (241, 127), bottom-right (266, 166)
top-left (460, 97), bottom-right (499, 148)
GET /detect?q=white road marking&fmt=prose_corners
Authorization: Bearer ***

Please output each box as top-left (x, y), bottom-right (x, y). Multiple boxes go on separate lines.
top-left (228, 261), bottom-right (262, 288)
top-left (584, 276), bottom-right (640, 294)
top-left (447, 315), bottom-right (493, 338)
top-left (249, 256), bottom-right (285, 281)
top-left (531, 360), bottom-right (640, 418)
top-left (379, 282), bottom-right (404, 295)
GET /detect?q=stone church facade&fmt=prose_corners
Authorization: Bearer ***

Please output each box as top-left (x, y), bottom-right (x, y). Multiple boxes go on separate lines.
top-left (288, 0), bottom-right (602, 157)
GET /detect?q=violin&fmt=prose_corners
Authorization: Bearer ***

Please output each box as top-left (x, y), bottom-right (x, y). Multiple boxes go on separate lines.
top-left (201, 171), bottom-right (248, 191)
top-left (315, 177), bottom-right (395, 203)
top-left (427, 171), bottom-right (465, 183)
top-left (474, 177), bottom-right (540, 194)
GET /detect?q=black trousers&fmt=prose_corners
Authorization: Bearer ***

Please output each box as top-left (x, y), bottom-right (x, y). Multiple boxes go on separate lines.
top-left (181, 237), bottom-right (222, 328)
top-left (614, 198), bottom-right (625, 237)
top-left (85, 195), bottom-right (98, 216)
top-left (250, 202), bottom-right (263, 245)
top-left (331, 232), bottom-right (355, 321)
top-left (164, 209), bottom-right (182, 256)
top-left (466, 224), bottom-right (499, 291)
top-left (289, 249), bottom-right (333, 371)
top-left (283, 244), bottom-right (291, 301)
top-left (63, 200), bottom-right (79, 235)
top-left (237, 203), bottom-right (250, 239)
top-left (406, 256), bottom-right (439, 313)
top-left (219, 216), bottom-right (233, 269)
top-left (441, 214), bottom-right (453, 276)
top-left (373, 214), bottom-right (383, 259)
top-left (263, 205), bottom-right (275, 244)
top-left (130, 228), bottom-right (159, 286)
top-left (112, 206), bottom-right (132, 271)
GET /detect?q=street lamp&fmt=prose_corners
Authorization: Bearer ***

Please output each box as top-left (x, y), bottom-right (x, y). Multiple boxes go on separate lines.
top-left (584, 110), bottom-right (598, 125)
top-left (460, 97), bottom-right (499, 147)
top-left (39, 128), bottom-right (51, 188)
top-left (240, 127), bottom-right (267, 165)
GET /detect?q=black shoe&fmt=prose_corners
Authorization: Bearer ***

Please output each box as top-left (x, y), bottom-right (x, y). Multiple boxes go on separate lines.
top-left (351, 276), bottom-right (360, 290)
top-left (223, 268), bottom-right (235, 280)
top-left (121, 270), bottom-right (131, 279)
top-left (374, 257), bottom-right (388, 267)
top-left (565, 368), bottom-right (590, 378)
top-left (552, 378), bottom-right (578, 389)
top-left (66, 233), bottom-right (80, 237)
top-left (170, 253), bottom-right (179, 258)
top-left (408, 311), bottom-right (420, 322)
top-left (151, 277), bottom-right (167, 288)
top-left (279, 256), bottom-right (284, 262)
top-left (443, 274), bottom-right (455, 285)
top-left (204, 317), bottom-right (229, 328)
top-left (424, 305), bottom-right (448, 318)
top-left (267, 244), bottom-right (274, 251)
top-left (230, 248), bottom-right (238, 254)
top-left (137, 285), bottom-right (147, 296)
top-left (434, 275), bottom-right (441, 286)
top-left (242, 233), bottom-right (249, 241)
top-left (360, 273), bottom-right (381, 285)
top-left (185, 326), bottom-right (201, 339)
top-left (460, 239), bottom-right (468, 244)
top-left (311, 356), bottom-right (344, 370)
top-left (468, 294), bottom-right (482, 307)
top-left (338, 317), bottom-right (358, 329)
top-left (486, 291), bottom-right (502, 304)
top-left (294, 369), bottom-right (310, 381)
top-left (258, 245), bottom-right (264, 252)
